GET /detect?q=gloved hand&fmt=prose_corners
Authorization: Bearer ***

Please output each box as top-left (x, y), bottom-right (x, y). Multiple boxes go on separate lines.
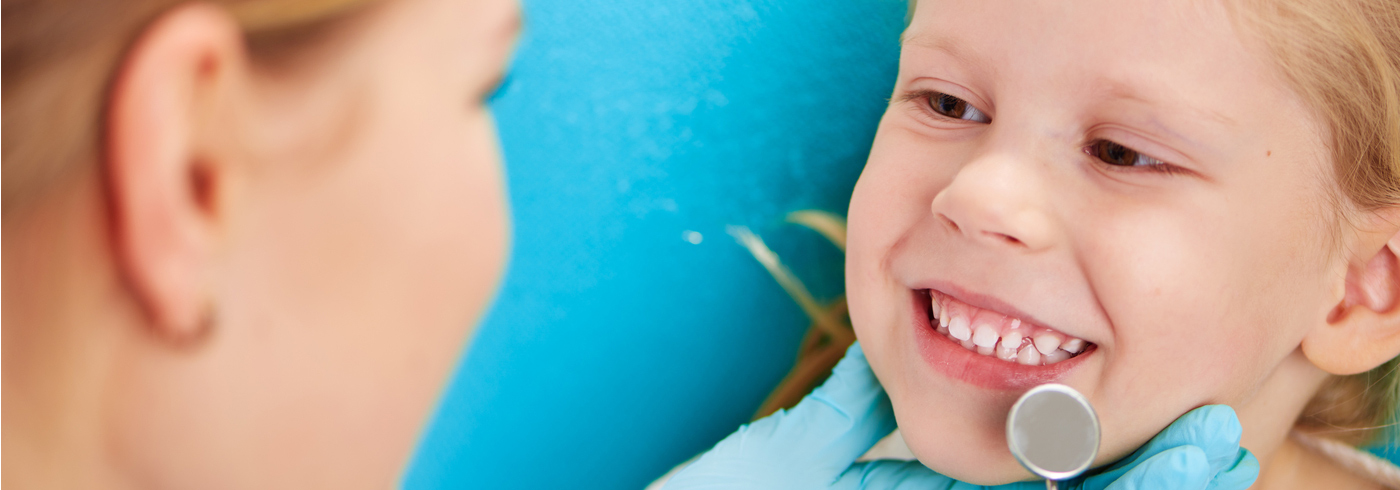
top-left (662, 342), bottom-right (1258, 490)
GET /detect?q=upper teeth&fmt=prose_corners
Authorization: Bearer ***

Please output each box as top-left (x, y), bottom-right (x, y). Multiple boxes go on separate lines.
top-left (996, 331), bottom-right (1022, 361)
top-left (948, 316), bottom-right (972, 341)
top-left (972, 325), bottom-right (999, 348)
top-left (927, 290), bottom-right (1088, 367)
top-left (1033, 333), bottom-right (1061, 355)
top-left (1061, 338), bottom-right (1086, 354)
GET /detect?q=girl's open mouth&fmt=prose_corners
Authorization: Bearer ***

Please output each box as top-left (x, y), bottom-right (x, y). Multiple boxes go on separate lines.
top-left (911, 289), bottom-right (1096, 390)
top-left (925, 289), bottom-right (1091, 366)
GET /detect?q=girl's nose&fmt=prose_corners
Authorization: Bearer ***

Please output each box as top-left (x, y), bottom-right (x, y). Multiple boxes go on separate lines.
top-left (929, 150), bottom-right (1057, 253)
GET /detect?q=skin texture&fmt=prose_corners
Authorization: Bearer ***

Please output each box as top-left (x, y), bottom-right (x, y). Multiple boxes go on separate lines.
top-left (847, 0), bottom-right (1400, 487)
top-left (2, 0), bottom-right (517, 488)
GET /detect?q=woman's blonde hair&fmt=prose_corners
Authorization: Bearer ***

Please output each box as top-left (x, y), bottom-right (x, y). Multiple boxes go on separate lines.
top-left (1227, 0), bottom-right (1400, 446)
top-left (2, 0), bottom-right (371, 213)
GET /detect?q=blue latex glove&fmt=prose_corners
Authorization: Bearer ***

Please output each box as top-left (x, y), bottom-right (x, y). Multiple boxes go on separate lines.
top-left (663, 343), bottom-right (1259, 490)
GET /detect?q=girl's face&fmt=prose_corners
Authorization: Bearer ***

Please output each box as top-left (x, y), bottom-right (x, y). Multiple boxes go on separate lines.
top-left (848, 0), bottom-right (1340, 483)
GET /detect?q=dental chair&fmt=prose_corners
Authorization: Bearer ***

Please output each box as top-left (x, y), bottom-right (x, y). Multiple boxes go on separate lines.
top-left (404, 1), bottom-right (904, 488)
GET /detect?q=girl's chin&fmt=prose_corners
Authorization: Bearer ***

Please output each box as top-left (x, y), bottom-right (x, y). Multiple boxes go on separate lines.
top-left (894, 416), bottom-right (1036, 485)
top-left (880, 362), bottom-right (1036, 485)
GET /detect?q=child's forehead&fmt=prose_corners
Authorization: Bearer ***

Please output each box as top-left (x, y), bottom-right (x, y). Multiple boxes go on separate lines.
top-left (902, 0), bottom-right (1249, 74)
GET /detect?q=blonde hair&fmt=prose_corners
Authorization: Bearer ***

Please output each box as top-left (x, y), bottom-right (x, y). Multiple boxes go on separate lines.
top-left (2, 0), bottom-right (371, 213)
top-left (1224, 0), bottom-right (1400, 446)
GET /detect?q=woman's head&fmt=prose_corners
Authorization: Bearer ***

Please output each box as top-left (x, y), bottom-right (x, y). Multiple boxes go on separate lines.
top-left (847, 0), bottom-right (1400, 484)
top-left (3, 0), bottom-right (516, 487)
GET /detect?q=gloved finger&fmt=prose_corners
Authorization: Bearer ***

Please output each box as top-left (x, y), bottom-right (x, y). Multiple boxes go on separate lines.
top-left (832, 459), bottom-right (959, 490)
top-left (767, 342), bottom-right (899, 470)
top-left (663, 343), bottom-right (895, 488)
top-left (1204, 448), bottom-right (1259, 490)
top-left (1144, 406), bottom-right (1245, 472)
top-left (836, 459), bottom-right (1060, 490)
top-left (1100, 445), bottom-right (1210, 490)
top-left (1084, 405), bottom-right (1243, 487)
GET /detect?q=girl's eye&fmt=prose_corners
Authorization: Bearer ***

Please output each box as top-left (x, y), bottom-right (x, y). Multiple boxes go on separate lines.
top-left (927, 92), bottom-right (991, 123)
top-left (1086, 139), bottom-right (1167, 169)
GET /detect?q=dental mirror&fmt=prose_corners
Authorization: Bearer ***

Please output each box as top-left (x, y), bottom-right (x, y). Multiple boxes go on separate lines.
top-left (1006, 383), bottom-right (1100, 490)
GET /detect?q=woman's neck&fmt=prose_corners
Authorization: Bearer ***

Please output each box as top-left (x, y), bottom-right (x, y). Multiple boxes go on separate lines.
top-left (3, 174), bottom-right (139, 489)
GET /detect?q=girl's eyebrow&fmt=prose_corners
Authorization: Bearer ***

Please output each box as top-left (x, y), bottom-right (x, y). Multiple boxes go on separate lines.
top-left (902, 31), bottom-right (957, 53)
top-left (1092, 77), bottom-right (1233, 155)
top-left (900, 31), bottom-right (999, 81)
top-left (1097, 78), bottom-right (1236, 128)
top-left (901, 31), bottom-right (972, 64)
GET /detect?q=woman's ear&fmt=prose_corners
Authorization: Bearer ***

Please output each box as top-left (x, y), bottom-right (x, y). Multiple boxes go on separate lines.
top-left (1306, 216), bottom-right (1400, 375)
top-left (106, 4), bottom-right (248, 341)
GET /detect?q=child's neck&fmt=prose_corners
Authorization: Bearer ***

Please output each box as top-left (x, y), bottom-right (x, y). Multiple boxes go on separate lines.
top-left (1254, 437), bottom-right (1384, 490)
top-left (1238, 351), bottom-right (1381, 489)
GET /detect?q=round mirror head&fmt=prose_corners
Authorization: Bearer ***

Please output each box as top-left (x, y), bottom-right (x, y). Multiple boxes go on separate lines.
top-left (1006, 383), bottom-right (1100, 481)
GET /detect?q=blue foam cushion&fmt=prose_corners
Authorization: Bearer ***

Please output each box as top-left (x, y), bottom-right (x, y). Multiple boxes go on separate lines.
top-left (404, 1), bottom-right (905, 488)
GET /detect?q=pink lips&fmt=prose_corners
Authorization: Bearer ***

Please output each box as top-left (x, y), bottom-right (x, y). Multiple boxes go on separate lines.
top-left (910, 290), bottom-right (1094, 390)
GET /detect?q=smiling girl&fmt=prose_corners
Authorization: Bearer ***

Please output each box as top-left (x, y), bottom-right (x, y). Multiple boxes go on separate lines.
top-left (848, 0), bottom-right (1400, 488)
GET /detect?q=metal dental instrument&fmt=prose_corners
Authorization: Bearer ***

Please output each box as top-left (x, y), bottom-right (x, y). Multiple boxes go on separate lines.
top-left (1006, 384), bottom-right (1101, 490)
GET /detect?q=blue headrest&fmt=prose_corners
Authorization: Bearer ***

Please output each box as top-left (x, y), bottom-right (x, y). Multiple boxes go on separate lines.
top-left (406, 0), bottom-right (905, 488)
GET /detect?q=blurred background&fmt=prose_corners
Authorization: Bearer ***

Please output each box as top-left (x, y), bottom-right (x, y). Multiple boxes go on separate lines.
top-left (404, 0), bottom-right (906, 488)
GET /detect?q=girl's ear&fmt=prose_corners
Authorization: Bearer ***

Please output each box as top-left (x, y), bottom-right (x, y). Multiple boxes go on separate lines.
top-left (106, 3), bottom-right (249, 341)
top-left (1306, 218), bottom-right (1400, 375)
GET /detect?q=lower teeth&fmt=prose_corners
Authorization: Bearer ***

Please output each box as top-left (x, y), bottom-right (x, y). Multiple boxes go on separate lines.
top-left (929, 306), bottom-right (1085, 366)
